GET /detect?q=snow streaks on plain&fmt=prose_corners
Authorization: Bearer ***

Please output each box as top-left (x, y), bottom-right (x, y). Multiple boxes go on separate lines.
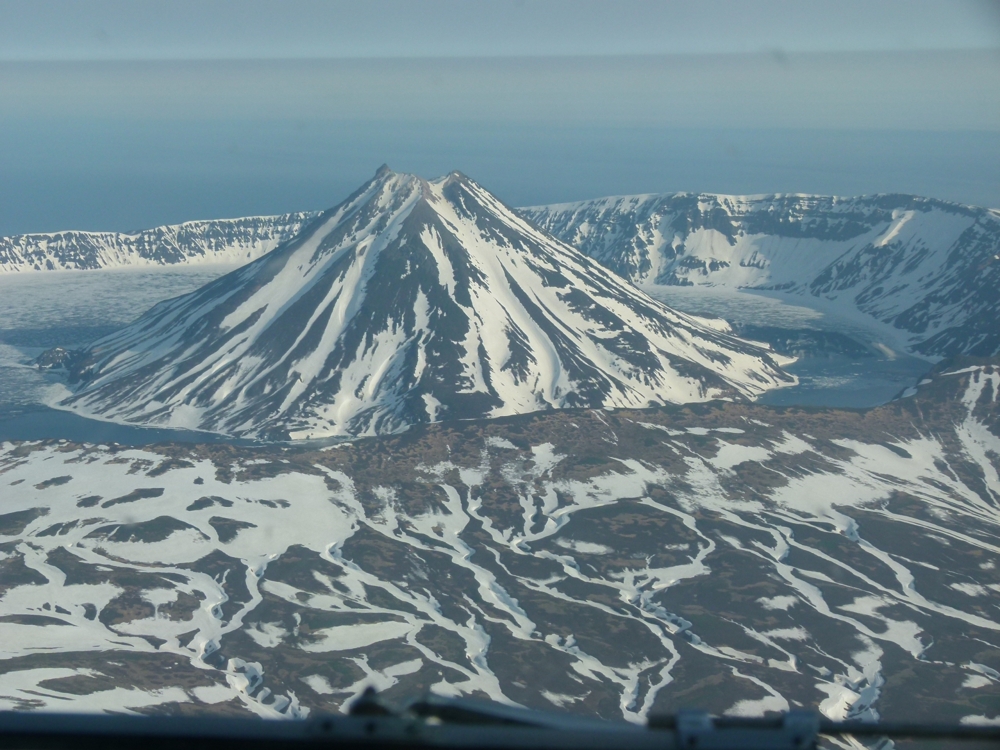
top-left (0, 362), bottom-right (998, 722)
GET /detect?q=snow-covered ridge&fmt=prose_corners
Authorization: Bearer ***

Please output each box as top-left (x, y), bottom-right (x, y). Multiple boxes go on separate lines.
top-left (521, 193), bottom-right (1000, 358)
top-left (0, 213), bottom-right (318, 273)
top-left (49, 167), bottom-right (794, 440)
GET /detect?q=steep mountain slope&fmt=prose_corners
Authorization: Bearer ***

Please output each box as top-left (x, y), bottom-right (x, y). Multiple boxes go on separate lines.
top-left (0, 213), bottom-right (316, 273)
top-left (522, 194), bottom-right (1000, 358)
top-left (1, 360), bottom-right (998, 720)
top-left (51, 168), bottom-right (793, 440)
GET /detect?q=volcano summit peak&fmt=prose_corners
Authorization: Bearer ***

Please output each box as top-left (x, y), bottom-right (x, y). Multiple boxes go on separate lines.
top-left (55, 167), bottom-right (794, 440)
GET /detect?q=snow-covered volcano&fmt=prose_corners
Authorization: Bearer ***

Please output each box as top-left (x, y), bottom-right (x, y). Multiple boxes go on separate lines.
top-left (54, 167), bottom-right (793, 440)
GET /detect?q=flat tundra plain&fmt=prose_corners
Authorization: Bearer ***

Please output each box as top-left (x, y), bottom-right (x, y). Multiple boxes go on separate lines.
top-left (0, 361), bottom-right (998, 723)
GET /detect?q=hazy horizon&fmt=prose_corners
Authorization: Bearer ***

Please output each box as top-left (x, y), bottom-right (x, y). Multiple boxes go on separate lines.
top-left (3, 120), bottom-right (999, 236)
top-left (1, 1), bottom-right (998, 235)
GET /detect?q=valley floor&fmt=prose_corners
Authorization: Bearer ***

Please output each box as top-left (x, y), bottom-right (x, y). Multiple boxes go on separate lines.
top-left (0, 362), bottom-right (998, 723)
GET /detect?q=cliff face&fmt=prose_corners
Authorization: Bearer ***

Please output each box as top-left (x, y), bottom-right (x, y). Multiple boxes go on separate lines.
top-left (524, 193), bottom-right (1000, 358)
top-left (0, 212), bottom-right (317, 273)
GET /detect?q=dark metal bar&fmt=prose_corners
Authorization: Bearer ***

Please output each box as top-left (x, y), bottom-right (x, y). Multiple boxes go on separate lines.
top-left (817, 719), bottom-right (1000, 741)
top-left (0, 707), bottom-right (997, 750)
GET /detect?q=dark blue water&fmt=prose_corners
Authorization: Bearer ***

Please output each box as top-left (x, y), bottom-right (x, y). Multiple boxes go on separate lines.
top-left (0, 408), bottom-right (250, 446)
top-left (756, 355), bottom-right (929, 409)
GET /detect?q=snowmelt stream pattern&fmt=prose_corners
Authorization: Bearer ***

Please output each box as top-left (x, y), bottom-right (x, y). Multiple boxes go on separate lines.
top-left (0, 367), bottom-right (998, 723)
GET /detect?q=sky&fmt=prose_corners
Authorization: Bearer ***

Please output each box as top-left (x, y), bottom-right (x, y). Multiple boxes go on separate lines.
top-left (2, 0), bottom-right (999, 59)
top-left (1, 0), bottom-right (999, 234)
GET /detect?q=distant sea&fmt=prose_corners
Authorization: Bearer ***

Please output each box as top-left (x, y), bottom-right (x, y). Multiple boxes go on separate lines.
top-left (2, 121), bottom-right (998, 237)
